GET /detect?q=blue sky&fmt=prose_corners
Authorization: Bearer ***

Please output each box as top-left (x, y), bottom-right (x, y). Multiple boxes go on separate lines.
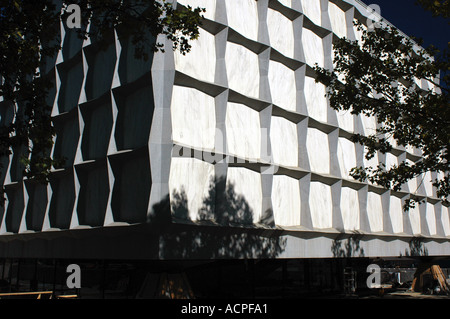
top-left (364, 0), bottom-right (448, 52)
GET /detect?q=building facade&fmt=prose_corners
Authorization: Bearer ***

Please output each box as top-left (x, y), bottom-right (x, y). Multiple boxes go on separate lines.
top-left (0, 0), bottom-right (449, 264)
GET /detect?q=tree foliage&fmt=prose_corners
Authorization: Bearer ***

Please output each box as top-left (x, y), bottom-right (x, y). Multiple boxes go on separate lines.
top-left (0, 0), bottom-right (204, 202)
top-left (314, 7), bottom-right (449, 210)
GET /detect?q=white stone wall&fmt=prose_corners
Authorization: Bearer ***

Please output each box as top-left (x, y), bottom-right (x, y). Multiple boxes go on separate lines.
top-left (0, 0), bottom-right (448, 259)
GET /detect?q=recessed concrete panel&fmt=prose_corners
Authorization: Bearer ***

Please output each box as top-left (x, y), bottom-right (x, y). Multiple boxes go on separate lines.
top-left (84, 41), bottom-right (116, 101)
top-left (57, 59), bottom-right (84, 113)
top-left (4, 185), bottom-right (25, 233)
top-left (80, 101), bottom-right (113, 160)
top-left (75, 162), bottom-right (109, 227)
top-left (49, 171), bottom-right (76, 230)
top-left (24, 181), bottom-right (48, 232)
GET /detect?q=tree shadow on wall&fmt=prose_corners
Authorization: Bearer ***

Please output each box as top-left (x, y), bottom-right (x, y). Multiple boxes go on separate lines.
top-left (403, 237), bottom-right (429, 257)
top-left (331, 232), bottom-right (365, 258)
top-left (156, 176), bottom-right (287, 259)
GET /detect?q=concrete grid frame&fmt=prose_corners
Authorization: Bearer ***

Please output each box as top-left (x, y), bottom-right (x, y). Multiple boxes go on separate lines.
top-left (0, 0), bottom-right (448, 260)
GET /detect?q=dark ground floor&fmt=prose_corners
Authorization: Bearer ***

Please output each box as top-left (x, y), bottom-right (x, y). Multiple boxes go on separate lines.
top-left (0, 256), bottom-right (449, 299)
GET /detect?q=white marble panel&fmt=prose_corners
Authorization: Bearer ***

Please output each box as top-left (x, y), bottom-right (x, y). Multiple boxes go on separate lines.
top-left (304, 76), bottom-right (327, 122)
top-left (442, 206), bottom-right (450, 236)
top-left (268, 60), bottom-right (296, 112)
top-left (337, 109), bottom-right (354, 132)
top-left (174, 28), bottom-right (216, 83)
top-left (267, 9), bottom-right (295, 58)
top-left (302, 28), bottom-right (324, 68)
top-left (225, 0), bottom-right (259, 41)
top-left (367, 192), bottom-right (383, 232)
top-left (409, 203), bottom-right (421, 235)
top-left (301, 0), bottom-right (321, 26)
top-left (171, 86), bottom-right (216, 150)
top-left (169, 157), bottom-right (215, 221)
top-left (226, 167), bottom-right (262, 223)
top-left (307, 128), bottom-right (330, 174)
top-left (426, 202), bottom-right (437, 235)
top-left (270, 116), bottom-right (298, 167)
top-left (309, 181), bottom-right (332, 229)
top-left (341, 187), bottom-right (360, 230)
top-left (389, 195), bottom-right (403, 233)
top-left (226, 42), bottom-right (260, 99)
top-left (328, 2), bottom-right (347, 38)
top-left (337, 137), bottom-right (356, 179)
top-left (226, 102), bottom-right (261, 160)
top-left (177, 0), bottom-right (216, 21)
top-left (272, 175), bottom-right (301, 226)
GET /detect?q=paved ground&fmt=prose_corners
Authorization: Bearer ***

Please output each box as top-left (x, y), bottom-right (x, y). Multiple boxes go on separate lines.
top-left (362, 289), bottom-right (450, 299)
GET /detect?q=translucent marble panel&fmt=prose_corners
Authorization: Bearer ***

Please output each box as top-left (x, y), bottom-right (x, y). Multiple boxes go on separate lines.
top-left (426, 202), bottom-right (437, 235)
top-left (226, 167), bottom-right (262, 223)
top-left (301, 0), bottom-right (321, 26)
top-left (389, 196), bottom-right (403, 233)
top-left (174, 28), bottom-right (216, 83)
top-left (307, 128), bottom-right (330, 174)
top-left (367, 192), bottom-right (383, 232)
top-left (360, 113), bottom-right (377, 136)
top-left (442, 206), bottom-right (450, 236)
top-left (328, 2), bottom-right (347, 38)
top-left (270, 116), bottom-right (298, 167)
top-left (226, 102), bottom-right (261, 160)
top-left (272, 175), bottom-right (301, 226)
top-left (177, 0), bottom-right (216, 21)
top-left (341, 187), bottom-right (359, 230)
top-left (336, 110), bottom-right (354, 132)
top-left (337, 137), bottom-right (356, 179)
top-left (225, 42), bottom-right (260, 99)
top-left (309, 181), bottom-right (332, 229)
top-left (268, 60), bottom-right (296, 112)
top-left (408, 203), bottom-right (421, 235)
top-left (302, 28), bottom-right (324, 67)
top-left (304, 76), bottom-right (327, 122)
top-left (171, 86), bottom-right (216, 150)
top-left (267, 9), bottom-right (295, 58)
top-left (225, 0), bottom-right (259, 41)
top-left (169, 157), bottom-right (214, 221)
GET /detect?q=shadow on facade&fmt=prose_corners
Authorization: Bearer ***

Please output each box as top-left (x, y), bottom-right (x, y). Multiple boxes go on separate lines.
top-left (151, 176), bottom-right (287, 259)
top-left (331, 232), bottom-right (365, 258)
top-left (403, 237), bottom-right (429, 257)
